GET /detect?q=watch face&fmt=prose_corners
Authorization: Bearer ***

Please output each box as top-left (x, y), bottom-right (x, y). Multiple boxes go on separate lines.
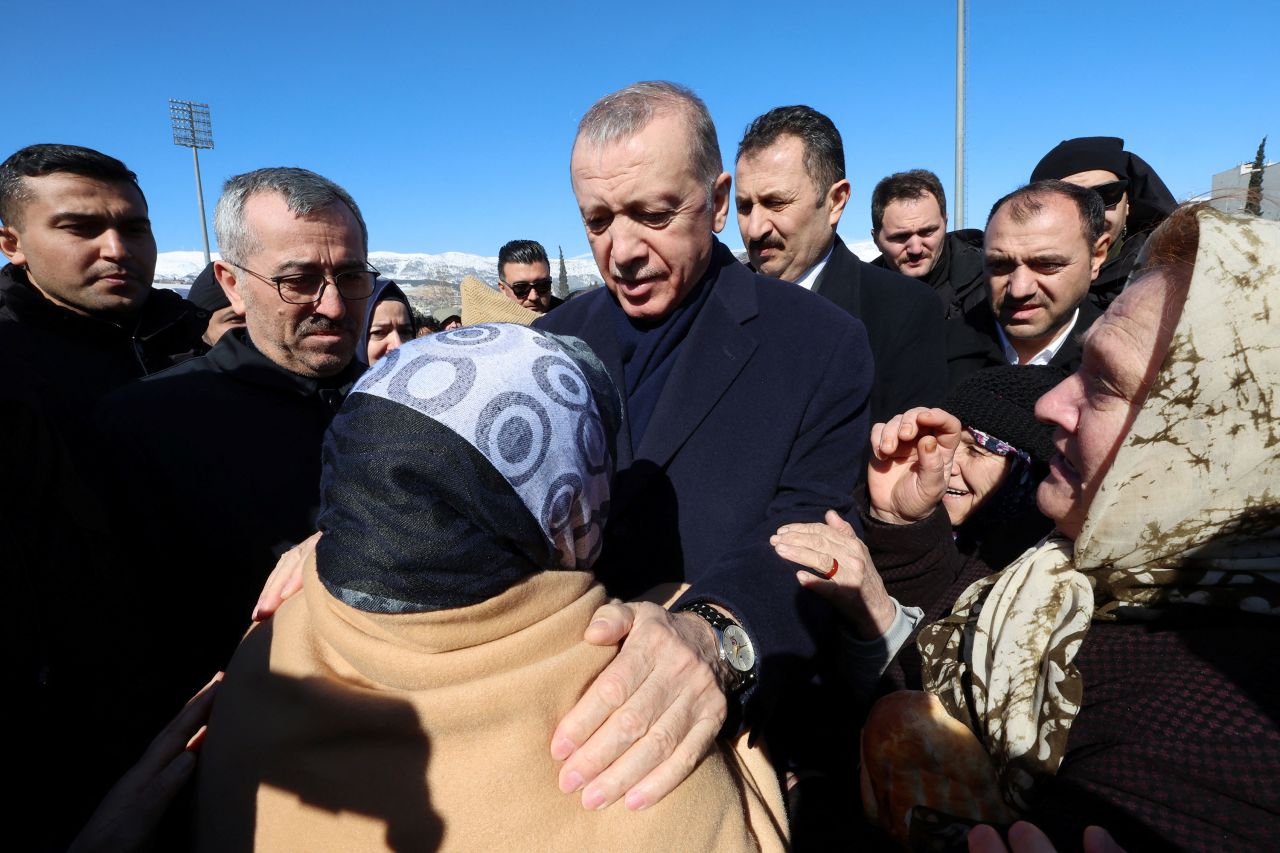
top-left (722, 625), bottom-right (756, 673)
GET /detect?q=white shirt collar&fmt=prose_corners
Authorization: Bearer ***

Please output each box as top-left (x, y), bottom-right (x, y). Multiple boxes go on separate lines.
top-left (996, 307), bottom-right (1081, 366)
top-left (793, 242), bottom-right (835, 290)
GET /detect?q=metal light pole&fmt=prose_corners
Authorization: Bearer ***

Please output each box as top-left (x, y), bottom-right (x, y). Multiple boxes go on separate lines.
top-left (169, 100), bottom-right (215, 265)
top-left (955, 0), bottom-right (966, 229)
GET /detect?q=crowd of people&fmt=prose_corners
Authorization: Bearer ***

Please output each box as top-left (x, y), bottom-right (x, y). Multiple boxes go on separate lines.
top-left (2, 79), bottom-right (1276, 852)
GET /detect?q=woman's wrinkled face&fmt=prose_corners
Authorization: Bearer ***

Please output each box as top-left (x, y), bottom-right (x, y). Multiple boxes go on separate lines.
top-left (1034, 273), bottom-right (1178, 539)
top-left (944, 431), bottom-right (1014, 526)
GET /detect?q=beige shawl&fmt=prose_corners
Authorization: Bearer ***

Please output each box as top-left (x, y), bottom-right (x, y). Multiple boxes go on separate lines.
top-left (197, 560), bottom-right (786, 851)
top-left (917, 208), bottom-right (1280, 809)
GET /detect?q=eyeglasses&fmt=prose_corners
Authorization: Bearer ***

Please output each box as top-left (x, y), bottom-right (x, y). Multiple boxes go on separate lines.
top-left (501, 277), bottom-right (553, 299)
top-left (1090, 180), bottom-right (1129, 210)
top-left (229, 261), bottom-right (380, 304)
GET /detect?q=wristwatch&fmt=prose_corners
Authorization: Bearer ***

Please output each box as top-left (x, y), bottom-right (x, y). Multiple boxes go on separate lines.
top-left (678, 602), bottom-right (757, 693)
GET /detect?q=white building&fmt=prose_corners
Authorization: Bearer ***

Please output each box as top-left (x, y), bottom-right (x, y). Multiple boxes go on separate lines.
top-left (1209, 160), bottom-right (1279, 221)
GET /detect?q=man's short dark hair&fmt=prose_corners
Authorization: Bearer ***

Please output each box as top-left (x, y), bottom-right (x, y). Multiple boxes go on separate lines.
top-left (736, 106), bottom-right (845, 200)
top-left (498, 239), bottom-right (549, 278)
top-left (0, 143), bottom-right (144, 227)
top-left (871, 169), bottom-right (948, 234)
top-left (987, 179), bottom-right (1106, 247)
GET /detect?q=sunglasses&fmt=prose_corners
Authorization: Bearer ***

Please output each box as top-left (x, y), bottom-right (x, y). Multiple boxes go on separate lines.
top-left (1091, 179), bottom-right (1129, 210)
top-left (501, 277), bottom-right (553, 299)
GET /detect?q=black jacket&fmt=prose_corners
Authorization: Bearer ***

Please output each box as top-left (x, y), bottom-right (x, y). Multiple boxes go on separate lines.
top-left (871, 228), bottom-right (988, 320)
top-left (813, 236), bottom-right (949, 426)
top-left (537, 240), bottom-right (873, 728)
top-left (92, 328), bottom-right (363, 739)
top-left (0, 263), bottom-right (205, 446)
top-left (1089, 229), bottom-right (1149, 311)
top-left (946, 297), bottom-right (1103, 390)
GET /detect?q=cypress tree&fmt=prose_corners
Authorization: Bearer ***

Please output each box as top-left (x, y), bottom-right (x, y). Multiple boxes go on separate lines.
top-left (1246, 136), bottom-right (1267, 216)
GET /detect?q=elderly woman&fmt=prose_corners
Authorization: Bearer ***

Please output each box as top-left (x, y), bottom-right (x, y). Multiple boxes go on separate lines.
top-left (774, 206), bottom-right (1280, 850)
top-left (197, 325), bottom-right (785, 852)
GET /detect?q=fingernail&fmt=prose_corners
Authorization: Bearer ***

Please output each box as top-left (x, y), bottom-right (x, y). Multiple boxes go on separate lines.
top-left (624, 791), bottom-right (648, 810)
top-left (560, 770), bottom-right (583, 793)
top-left (582, 788), bottom-right (606, 810)
top-left (588, 619), bottom-right (610, 631)
top-left (251, 605), bottom-right (262, 621)
top-left (551, 737), bottom-right (575, 761)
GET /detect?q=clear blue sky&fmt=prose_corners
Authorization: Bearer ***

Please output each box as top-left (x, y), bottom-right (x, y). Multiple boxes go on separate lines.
top-left (6, 0), bottom-right (1275, 256)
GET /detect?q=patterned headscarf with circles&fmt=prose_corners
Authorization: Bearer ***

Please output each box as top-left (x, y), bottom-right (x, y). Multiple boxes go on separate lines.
top-left (315, 323), bottom-right (622, 614)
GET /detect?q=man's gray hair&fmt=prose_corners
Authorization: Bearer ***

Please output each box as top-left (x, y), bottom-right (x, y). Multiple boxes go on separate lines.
top-left (575, 81), bottom-right (722, 208)
top-left (213, 167), bottom-right (368, 264)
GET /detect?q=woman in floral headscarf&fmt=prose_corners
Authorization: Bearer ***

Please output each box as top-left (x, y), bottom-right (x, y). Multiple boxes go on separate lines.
top-left (774, 206), bottom-right (1280, 851)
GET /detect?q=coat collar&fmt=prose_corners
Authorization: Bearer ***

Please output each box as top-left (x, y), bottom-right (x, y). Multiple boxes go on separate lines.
top-left (206, 327), bottom-right (364, 408)
top-left (811, 235), bottom-right (862, 310)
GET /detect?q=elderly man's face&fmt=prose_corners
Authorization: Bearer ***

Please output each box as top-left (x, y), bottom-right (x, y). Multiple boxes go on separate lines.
top-left (735, 134), bottom-right (847, 283)
top-left (1033, 273), bottom-right (1177, 539)
top-left (215, 192), bottom-right (368, 377)
top-left (0, 173), bottom-right (156, 320)
top-left (1061, 169), bottom-right (1128, 250)
top-left (874, 193), bottom-right (948, 279)
top-left (571, 111), bottom-right (730, 321)
top-left (985, 193), bottom-right (1107, 357)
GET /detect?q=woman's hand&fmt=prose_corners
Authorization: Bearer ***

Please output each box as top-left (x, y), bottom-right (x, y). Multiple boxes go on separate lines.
top-left (868, 407), bottom-right (963, 525)
top-left (772, 510), bottom-right (896, 639)
top-left (252, 531), bottom-right (320, 621)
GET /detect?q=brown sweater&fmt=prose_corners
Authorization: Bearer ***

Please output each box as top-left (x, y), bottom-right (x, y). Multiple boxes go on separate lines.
top-left (197, 561), bottom-right (786, 852)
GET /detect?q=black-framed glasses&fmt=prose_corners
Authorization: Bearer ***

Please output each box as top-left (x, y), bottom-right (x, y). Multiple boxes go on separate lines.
top-left (229, 261), bottom-right (380, 304)
top-left (1091, 179), bottom-right (1129, 210)
top-left (501, 277), bottom-right (553, 299)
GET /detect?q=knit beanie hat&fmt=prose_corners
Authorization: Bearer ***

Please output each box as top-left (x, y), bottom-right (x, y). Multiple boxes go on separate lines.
top-left (186, 262), bottom-right (230, 312)
top-left (316, 323), bottom-right (622, 614)
top-left (943, 365), bottom-right (1062, 464)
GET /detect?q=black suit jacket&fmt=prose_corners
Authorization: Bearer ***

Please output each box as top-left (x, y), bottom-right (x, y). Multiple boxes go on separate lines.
top-left (812, 237), bottom-right (948, 425)
top-left (536, 241), bottom-right (873, 724)
top-left (946, 297), bottom-right (1103, 390)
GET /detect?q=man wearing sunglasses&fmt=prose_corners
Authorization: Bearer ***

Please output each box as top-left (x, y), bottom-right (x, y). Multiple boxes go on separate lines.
top-left (497, 239), bottom-right (563, 314)
top-left (1031, 136), bottom-right (1176, 310)
top-left (93, 167), bottom-right (371, 754)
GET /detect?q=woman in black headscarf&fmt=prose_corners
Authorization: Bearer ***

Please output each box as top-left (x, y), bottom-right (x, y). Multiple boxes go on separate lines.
top-left (1031, 136), bottom-right (1176, 309)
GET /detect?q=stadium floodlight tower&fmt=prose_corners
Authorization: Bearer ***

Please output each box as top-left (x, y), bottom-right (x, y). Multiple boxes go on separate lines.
top-left (169, 99), bottom-right (215, 266)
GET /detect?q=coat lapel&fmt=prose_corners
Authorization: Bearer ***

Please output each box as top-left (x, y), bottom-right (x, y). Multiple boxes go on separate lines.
top-left (811, 236), bottom-right (864, 318)
top-left (611, 251), bottom-right (759, 515)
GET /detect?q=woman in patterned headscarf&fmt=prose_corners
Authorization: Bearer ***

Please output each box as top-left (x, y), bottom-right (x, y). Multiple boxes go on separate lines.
top-left (196, 324), bottom-right (786, 852)
top-left (775, 206), bottom-right (1280, 850)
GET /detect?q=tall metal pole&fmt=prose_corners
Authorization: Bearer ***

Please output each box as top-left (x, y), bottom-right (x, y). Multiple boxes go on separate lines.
top-left (955, 0), bottom-right (966, 228)
top-left (192, 147), bottom-right (211, 266)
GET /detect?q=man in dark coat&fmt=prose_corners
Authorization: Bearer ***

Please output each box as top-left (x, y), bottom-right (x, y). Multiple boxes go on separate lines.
top-left (535, 81), bottom-right (873, 817)
top-left (0, 144), bottom-right (205, 448)
top-left (94, 167), bottom-right (370, 749)
top-left (733, 106), bottom-right (947, 427)
top-left (1030, 136), bottom-right (1175, 310)
top-left (869, 168), bottom-right (988, 319)
top-left (947, 180), bottom-right (1110, 389)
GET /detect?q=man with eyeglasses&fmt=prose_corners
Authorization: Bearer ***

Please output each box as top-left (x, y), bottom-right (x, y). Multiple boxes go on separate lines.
top-left (947, 180), bottom-right (1111, 389)
top-left (497, 239), bottom-right (563, 314)
top-left (92, 167), bottom-right (372, 756)
top-left (1030, 136), bottom-right (1176, 310)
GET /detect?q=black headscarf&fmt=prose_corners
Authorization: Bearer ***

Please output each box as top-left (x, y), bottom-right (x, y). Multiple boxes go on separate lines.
top-left (1031, 136), bottom-right (1177, 233)
top-left (316, 324), bottom-right (622, 613)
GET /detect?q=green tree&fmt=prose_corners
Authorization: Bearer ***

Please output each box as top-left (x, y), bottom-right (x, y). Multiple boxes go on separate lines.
top-left (556, 245), bottom-right (570, 299)
top-left (1246, 136), bottom-right (1267, 216)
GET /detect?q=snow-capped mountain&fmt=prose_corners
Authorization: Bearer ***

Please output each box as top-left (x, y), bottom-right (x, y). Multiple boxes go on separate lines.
top-left (153, 238), bottom-right (880, 288)
top-left (153, 250), bottom-right (605, 291)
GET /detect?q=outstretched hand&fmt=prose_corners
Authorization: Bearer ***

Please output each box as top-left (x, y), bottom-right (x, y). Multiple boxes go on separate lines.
top-left (252, 531), bottom-right (321, 621)
top-left (868, 407), bottom-right (963, 525)
top-left (70, 673), bottom-right (222, 853)
top-left (772, 510), bottom-right (896, 640)
top-left (551, 601), bottom-right (727, 811)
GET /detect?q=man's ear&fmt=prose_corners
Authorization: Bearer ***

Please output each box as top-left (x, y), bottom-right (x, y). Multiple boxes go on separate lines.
top-left (710, 171), bottom-right (733, 233)
top-left (0, 224), bottom-right (25, 266)
top-left (213, 261), bottom-right (247, 314)
top-left (1089, 233), bottom-right (1111, 281)
top-left (827, 179), bottom-right (851, 228)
